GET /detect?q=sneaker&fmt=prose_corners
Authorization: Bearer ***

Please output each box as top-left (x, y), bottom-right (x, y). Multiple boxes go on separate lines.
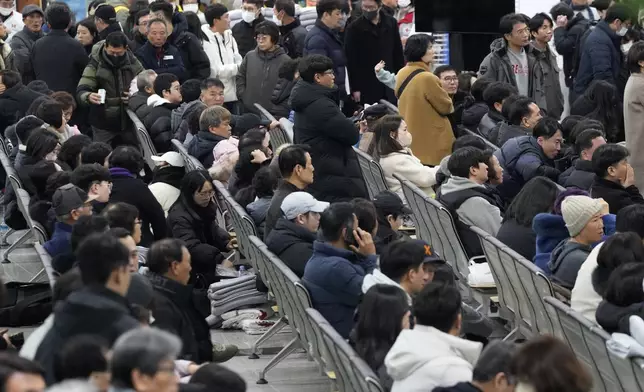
top-left (212, 343), bottom-right (239, 362)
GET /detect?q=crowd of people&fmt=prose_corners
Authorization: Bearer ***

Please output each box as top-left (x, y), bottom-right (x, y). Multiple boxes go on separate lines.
top-left (0, 0), bottom-right (639, 391)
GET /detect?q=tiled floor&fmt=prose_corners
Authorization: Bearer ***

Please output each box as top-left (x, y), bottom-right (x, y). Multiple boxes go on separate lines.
top-left (0, 235), bottom-right (330, 392)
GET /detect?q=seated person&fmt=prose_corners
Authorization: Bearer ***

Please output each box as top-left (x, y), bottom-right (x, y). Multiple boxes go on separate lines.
top-left (478, 82), bottom-right (516, 139)
top-left (590, 143), bottom-right (644, 214)
top-left (102, 202), bottom-right (147, 266)
top-left (187, 106), bottom-right (232, 168)
top-left (433, 341), bottom-right (517, 392)
top-left (108, 146), bottom-right (167, 247)
top-left (533, 188), bottom-right (616, 270)
top-left (36, 101), bottom-right (80, 143)
top-left (70, 163), bottom-right (112, 206)
top-left (128, 70), bottom-right (157, 123)
top-left (488, 96), bottom-right (542, 147)
top-left (558, 129), bottom-right (606, 190)
top-left (80, 142), bottom-right (112, 167)
top-left (438, 147), bottom-right (503, 257)
top-left (146, 238), bottom-right (239, 364)
top-left (461, 78), bottom-right (492, 132)
top-left (265, 191), bottom-right (329, 277)
top-left (172, 79), bottom-right (210, 142)
top-left (548, 195), bottom-right (606, 290)
top-left (13, 115), bottom-right (45, 166)
top-left (189, 363), bottom-right (246, 392)
top-left (29, 171), bottom-right (72, 237)
top-left (372, 190), bottom-right (411, 254)
top-left (143, 73), bottom-right (183, 153)
top-left (356, 104), bottom-right (389, 159)
top-left (385, 281), bottom-right (483, 392)
top-left (362, 239), bottom-right (439, 303)
top-left (57, 134), bottom-right (92, 171)
top-left (52, 215), bottom-right (110, 275)
top-left (377, 115), bottom-right (438, 199)
top-left (167, 170), bottom-right (232, 283)
top-left (436, 135), bottom-right (488, 188)
top-left (596, 262), bottom-right (644, 335)
top-left (271, 58), bottom-right (300, 120)
top-left (44, 184), bottom-right (96, 259)
top-left (35, 233), bottom-right (139, 384)
top-left (496, 117), bottom-right (563, 202)
top-left (245, 166), bottom-right (278, 239)
top-left (303, 202), bottom-right (378, 338)
top-left (231, 128), bottom-right (273, 197)
top-left (264, 144), bottom-right (314, 240)
top-left (54, 335), bottom-right (110, 392)
top-left (149, 151), bottom-right (185, 216)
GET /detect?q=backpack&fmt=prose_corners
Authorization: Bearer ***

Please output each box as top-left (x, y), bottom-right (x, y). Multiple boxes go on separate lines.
top-left (0, 282), bottom-right (52, 327)
top-left (570, 21), bottom-right (596, 81)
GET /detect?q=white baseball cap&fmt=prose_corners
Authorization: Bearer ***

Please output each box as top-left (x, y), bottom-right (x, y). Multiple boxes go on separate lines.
top-left (151, 151), bottom-right (185, 167)
top-left (281, 192), bottom-right (329, 220)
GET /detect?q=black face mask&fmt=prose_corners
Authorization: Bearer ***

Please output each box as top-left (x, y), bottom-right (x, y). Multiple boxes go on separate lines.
top-left (106, 53), bottom-right (126, 67)
top-left (363, 9), bottom-right (379, 21)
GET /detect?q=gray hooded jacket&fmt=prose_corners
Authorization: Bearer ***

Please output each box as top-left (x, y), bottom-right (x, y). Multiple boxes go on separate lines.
top-left (440, 176), bottom-right (503, 236)
top-left (548, 239), bottom-right (592, 290)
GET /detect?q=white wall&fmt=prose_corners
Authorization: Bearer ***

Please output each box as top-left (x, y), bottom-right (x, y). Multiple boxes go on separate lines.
top-left (516, 0), bottom-right (561, 18)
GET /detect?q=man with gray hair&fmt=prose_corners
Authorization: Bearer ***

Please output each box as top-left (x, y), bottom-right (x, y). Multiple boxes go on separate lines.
top-left (110, 327), bottom-right (182, 392)
top-left (187, 105), bottom-right (232, 167)
top-left (128, 69), bottom-right (157, 123)
top-left (433, 340), bottom-right (517, 392)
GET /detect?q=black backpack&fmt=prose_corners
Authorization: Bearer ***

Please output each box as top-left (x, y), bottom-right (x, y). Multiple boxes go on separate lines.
top-left (0, 282), bottom-right (52, 327)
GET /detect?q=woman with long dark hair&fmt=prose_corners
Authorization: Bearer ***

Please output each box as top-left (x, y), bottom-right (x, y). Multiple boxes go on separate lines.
top-left (376, 115), bottom-right (438, 200)
top-left (571, 80), bottom-right (624, 142)
top-left (230, 128), bottom-right (272, 197)
top-left (167, 170), bottom-right (233, 282)
top-left (496, 176), bottom-right (560, 261)
top-left (352, 284), bottom-right (411, 391)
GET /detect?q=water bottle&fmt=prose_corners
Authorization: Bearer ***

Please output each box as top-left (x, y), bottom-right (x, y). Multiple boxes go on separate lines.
top-left (238, 266), bottom-right (246, 277)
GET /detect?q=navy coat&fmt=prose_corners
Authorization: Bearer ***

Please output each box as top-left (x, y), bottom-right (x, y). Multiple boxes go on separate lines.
top-left (304, 20), bottom-right (347, 93)
top-left (574, 21), bottom-right (622, 95)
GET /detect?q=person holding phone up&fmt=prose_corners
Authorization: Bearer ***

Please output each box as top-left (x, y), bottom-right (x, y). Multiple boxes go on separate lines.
top-left (303, 202), bottom-right (378, 339)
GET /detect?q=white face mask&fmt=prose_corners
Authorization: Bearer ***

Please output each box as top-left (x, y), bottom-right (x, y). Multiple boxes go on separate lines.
top-left (241, 10), bottom-right (257, 24)
top-left (274, 11), bottom-right (282, 26)
top-left (398, 0), bottom-right (411, 8)
top-left (183, 3), bottom-right (198, 13)
top-left (622, 41), bottom-right (633, 54)
top-left (397, 131), bottom-right (412, 148)
top-left (618, 26), bottom-right (628, 36)
top-left (0, 7), bottom-right (13, 16)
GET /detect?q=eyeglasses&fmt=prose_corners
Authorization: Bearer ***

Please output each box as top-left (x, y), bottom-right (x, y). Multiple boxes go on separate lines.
top-left (513, 27), bottom-right (530, 36)
top-left (442, 76), bottom-right (458, 82)
top-left (255, 34), bottom-right (270, 42)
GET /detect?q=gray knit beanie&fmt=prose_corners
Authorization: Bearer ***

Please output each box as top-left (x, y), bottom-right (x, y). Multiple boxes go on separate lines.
top-left (561, 195), bottom-right (604, 237)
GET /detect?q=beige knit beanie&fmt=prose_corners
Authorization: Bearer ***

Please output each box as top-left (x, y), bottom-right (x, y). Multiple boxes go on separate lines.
top-left (561, 195), bottom-right (604, 237)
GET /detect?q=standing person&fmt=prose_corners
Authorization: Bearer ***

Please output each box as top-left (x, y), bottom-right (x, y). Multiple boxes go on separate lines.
top-left (479, 13), bottom-right (535, 99)
top-left (77, 32), bottom-right (144, 147)
top-left (149, 0), bottom-right (210, 81)
top-left (395, 34), bottom-right (453, 166)
top-left (345, 0), bottom-right (404, 105)
top-left (75, 18), bottom-right (99, 55)
top-left (236, 21), bottom-right (290, 115)
top-left (273, 0), bottom-right (307, 58)
top-left (304, 0), bottom-right (348, 106)
top-left (0, 0), bottom-right (23, 36)
top-left (202, 3), bottom-right (242, 110)
top-left (232, 0), bottom-right (265, 57)
top-left (130, 9), bottom-right (151, 52)
top-left (9, 5), bottom-right (43, 84)
top-left (624, 41), bottom-right (644, 191)
top-left (135, 18), bottom-right (187, 82)
top-left (93, 4), bottom-right (122, 40)
top-left (529, 13), bottom-right (564, 120)
top-left (573, 4), bottom-right (632, 97)
top-left (290, 54), bottom-right (367, 202)
top-left (551, 2), bottom-right (591, 95)
top-left (32, 3), bottom-right (88, 96)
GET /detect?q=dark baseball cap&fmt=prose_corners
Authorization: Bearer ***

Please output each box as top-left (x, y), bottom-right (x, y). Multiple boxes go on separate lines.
top-left (21, 4), bottom-right (44, 18)
top-left (381, 239), bottom-right (446, 278)
top-left (94, 3), bottom-right (117, 22)
top-left (363, 104), bottom-right (389, 120)
top-left (373, 190), bottom-right (412, 216)
top-left (53, 184), bottom-right (98, 216)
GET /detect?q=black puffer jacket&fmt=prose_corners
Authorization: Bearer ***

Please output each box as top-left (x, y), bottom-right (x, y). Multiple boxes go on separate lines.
top-left (167, 195), bottom-right (230, 280)
top-left (128, 91), bottom-right (153, 123)
top-left (232, 13), bottom-right (265, 58)
top-left (148, 273), bottom-right (213, 363)
top-left (559, 159), bottom-right (594, 190)
top-left (289, 79), bottom-right (367, 202)
top-left (596, 300), bottom-right (644, 334)
top-left (0, 83), bottom-right (42, 134)
top-left (271, 77), bottom-right (296, 119)
top-left (168, 11), bottom-right (210, 80)
top-left (265, 217), bottom-right (316, 277)
top-left (461, 101), bottom-right (489, 132)
top-left (143, 98), bottom-right (180, 153)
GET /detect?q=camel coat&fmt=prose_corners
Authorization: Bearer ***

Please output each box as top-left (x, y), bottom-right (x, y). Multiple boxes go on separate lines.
top-left (624, 73), bottom-right (644, 191)
top-left (395, 62), bottom-right (454, 166)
